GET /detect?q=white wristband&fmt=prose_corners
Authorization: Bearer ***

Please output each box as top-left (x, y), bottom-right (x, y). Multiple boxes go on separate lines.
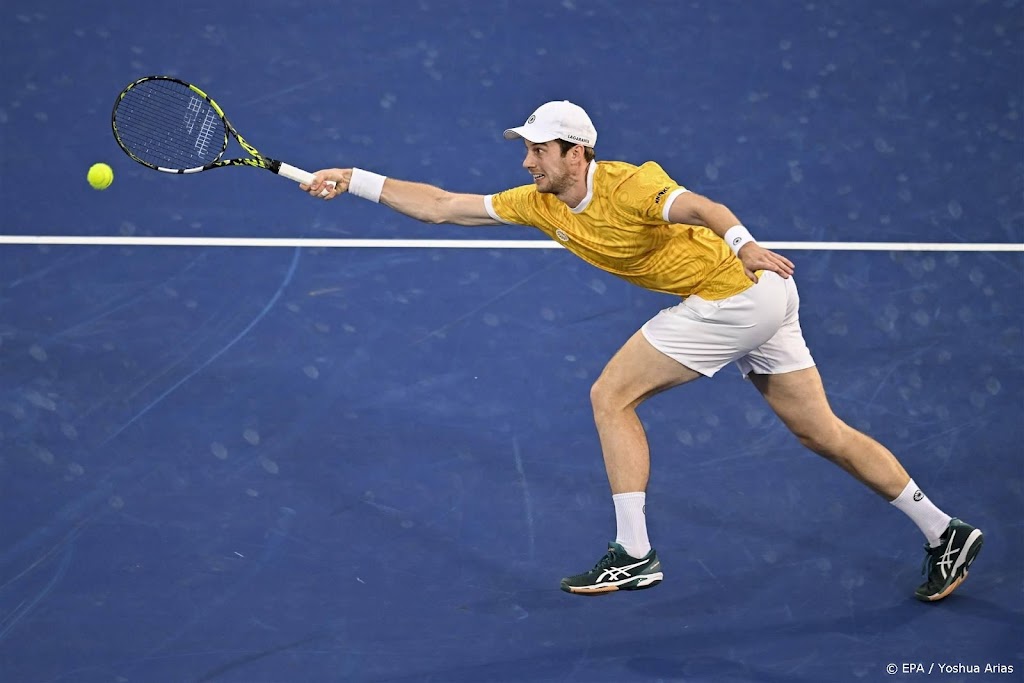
top-left (723, 224), bottom-right (756, 255)
top-left (348, 168), bottom-right (387, 203)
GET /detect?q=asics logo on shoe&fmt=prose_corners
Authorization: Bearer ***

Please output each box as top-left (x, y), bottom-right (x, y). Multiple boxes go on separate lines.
top-left (937, 532), bottom-right (961, 579)
top-left (596, 558), bottom-right (651, 582)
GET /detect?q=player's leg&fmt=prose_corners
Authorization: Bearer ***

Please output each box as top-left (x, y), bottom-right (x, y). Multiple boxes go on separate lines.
top-left (741, 274), bottom-right (982, 601)
top-left (748, 367), bottom-right (910, 499)
top-left (562, 277), bottom-right (789, 595)
top-left (749, 368), bottom-right (983, 600)
top-left (561, 330), bottom-right (700, 595)
top-left (590, 329), bottom-right (702, 495)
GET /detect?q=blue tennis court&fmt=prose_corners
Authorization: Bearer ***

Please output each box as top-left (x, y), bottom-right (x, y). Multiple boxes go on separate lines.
top-left (1, 2), bottom-right (1021, 682)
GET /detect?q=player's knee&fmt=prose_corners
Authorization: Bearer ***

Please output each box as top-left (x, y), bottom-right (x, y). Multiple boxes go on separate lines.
top-left (590, 375), bottom-right (611, 411)
top-left (792, 420), bottom-right (846, 459)
top-left (590, 373), bottom-right (625, 415)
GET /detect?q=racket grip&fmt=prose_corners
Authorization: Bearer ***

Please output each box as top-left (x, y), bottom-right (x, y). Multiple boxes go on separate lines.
top-left (277, 162), bottom-right (317, 185)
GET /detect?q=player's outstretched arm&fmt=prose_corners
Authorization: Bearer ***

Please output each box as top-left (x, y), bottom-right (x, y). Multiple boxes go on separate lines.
top-left (301, 168), bottom-right (500, 227)
top-left (667, 191), bottom-right (794, 281)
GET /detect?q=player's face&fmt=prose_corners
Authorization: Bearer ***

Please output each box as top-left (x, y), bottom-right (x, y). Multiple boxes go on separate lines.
top-left (522, 141), bottom-right (573, 195)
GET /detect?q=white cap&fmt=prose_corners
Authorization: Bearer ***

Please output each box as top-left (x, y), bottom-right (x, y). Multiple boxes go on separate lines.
top-left (503, 100), bottom-right (597, 147)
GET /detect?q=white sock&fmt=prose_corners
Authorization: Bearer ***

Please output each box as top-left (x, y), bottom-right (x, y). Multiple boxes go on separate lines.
top-left (890, 479), bottom-right (952, 547)
top-left (613, 492), bottom-right (651, 558)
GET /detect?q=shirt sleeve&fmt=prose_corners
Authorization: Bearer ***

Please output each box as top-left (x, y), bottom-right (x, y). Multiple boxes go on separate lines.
top-left (485, 184), bottom-right (539, 226)
top-left (614, 161), bottom-right (688, 224)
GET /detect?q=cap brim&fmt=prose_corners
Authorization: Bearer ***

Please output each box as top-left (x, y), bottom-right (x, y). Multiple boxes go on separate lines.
top-left (503, 126), bottom-right (559, 143)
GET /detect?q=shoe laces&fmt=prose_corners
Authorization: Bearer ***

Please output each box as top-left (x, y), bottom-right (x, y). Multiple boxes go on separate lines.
top-left (920, 551), bottom-right (935, 578)
top-left (920, 540), bottom-right (945, 578)
top-left (592, 548), bottom-right (619, 571)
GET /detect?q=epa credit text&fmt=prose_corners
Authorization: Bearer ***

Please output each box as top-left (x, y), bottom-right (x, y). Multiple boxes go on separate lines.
top-left (886, 662), bottom-right (1014, 675)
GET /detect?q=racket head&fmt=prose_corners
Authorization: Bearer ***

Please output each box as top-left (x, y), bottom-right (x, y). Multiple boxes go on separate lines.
top-left (111, 76), bottom-right (231, 173)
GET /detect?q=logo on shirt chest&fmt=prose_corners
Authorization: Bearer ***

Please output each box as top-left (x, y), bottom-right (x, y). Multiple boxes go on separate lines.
top-left (555, 228), bottom-right (570, 242)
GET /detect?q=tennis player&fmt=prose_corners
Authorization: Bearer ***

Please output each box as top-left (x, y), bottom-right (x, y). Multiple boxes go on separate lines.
top-left (301, 100), bottom-right (982, 601)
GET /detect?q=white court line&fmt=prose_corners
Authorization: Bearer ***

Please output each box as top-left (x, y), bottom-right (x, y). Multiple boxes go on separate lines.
top-left (0, 236), bottom-right (1021, 251)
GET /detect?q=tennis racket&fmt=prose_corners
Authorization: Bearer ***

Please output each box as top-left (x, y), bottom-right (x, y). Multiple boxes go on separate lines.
top-left (111, 75), bottom-right (332, 191)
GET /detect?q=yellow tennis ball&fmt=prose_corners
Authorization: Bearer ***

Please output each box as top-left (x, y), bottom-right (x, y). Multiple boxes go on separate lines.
top-left (87, 162), bottom-right (114, 190)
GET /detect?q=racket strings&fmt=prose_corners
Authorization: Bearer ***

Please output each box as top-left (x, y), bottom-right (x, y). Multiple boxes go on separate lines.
top-left (114, 79), bottom-right (228, 169)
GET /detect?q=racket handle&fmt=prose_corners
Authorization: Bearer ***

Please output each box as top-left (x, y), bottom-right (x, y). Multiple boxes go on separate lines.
top-left (277, 162), bottom-right (317, 185)
top-left (277, 161), bottom-right (336, 196)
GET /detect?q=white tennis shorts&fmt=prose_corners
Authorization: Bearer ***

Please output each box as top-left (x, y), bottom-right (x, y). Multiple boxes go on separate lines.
top-left (640, 271), bottom-right (816, 377)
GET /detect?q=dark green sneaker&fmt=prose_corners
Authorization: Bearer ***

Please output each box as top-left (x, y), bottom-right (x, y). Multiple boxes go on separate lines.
top-left (560, 542), bottom-right (663, 595)
top-left (915, 518), bottom-right (983, 602)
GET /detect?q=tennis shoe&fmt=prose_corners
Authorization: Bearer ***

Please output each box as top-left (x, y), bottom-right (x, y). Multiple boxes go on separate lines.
top-left (560, 542), bottom-right (663, 595)
top-left (915, 518), bottom-right (983, 602)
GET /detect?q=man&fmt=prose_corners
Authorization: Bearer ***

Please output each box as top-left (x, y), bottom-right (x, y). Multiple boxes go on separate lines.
top-left (301, 100), bottom-right (982, 601)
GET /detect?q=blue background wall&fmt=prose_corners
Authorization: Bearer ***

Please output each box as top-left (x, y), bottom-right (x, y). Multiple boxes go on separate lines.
top-left (1, 0), bottom-right (1021, 244)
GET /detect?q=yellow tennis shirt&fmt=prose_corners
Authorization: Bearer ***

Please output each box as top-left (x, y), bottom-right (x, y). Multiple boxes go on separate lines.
top-left (485, 160), bottom-right (753, 300)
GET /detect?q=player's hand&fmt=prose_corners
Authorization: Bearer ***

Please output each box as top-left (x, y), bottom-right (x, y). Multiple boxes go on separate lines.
top-left (301, 169), bottom-right (350, 200)
top-left (737, 243), bottom-right (794, 282)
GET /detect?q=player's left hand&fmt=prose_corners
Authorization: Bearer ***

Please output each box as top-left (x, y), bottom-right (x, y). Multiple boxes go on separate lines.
top-left (301, 169), bottom-right (350, 200)
top-left (738, 243), bottom-right (794, 281)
